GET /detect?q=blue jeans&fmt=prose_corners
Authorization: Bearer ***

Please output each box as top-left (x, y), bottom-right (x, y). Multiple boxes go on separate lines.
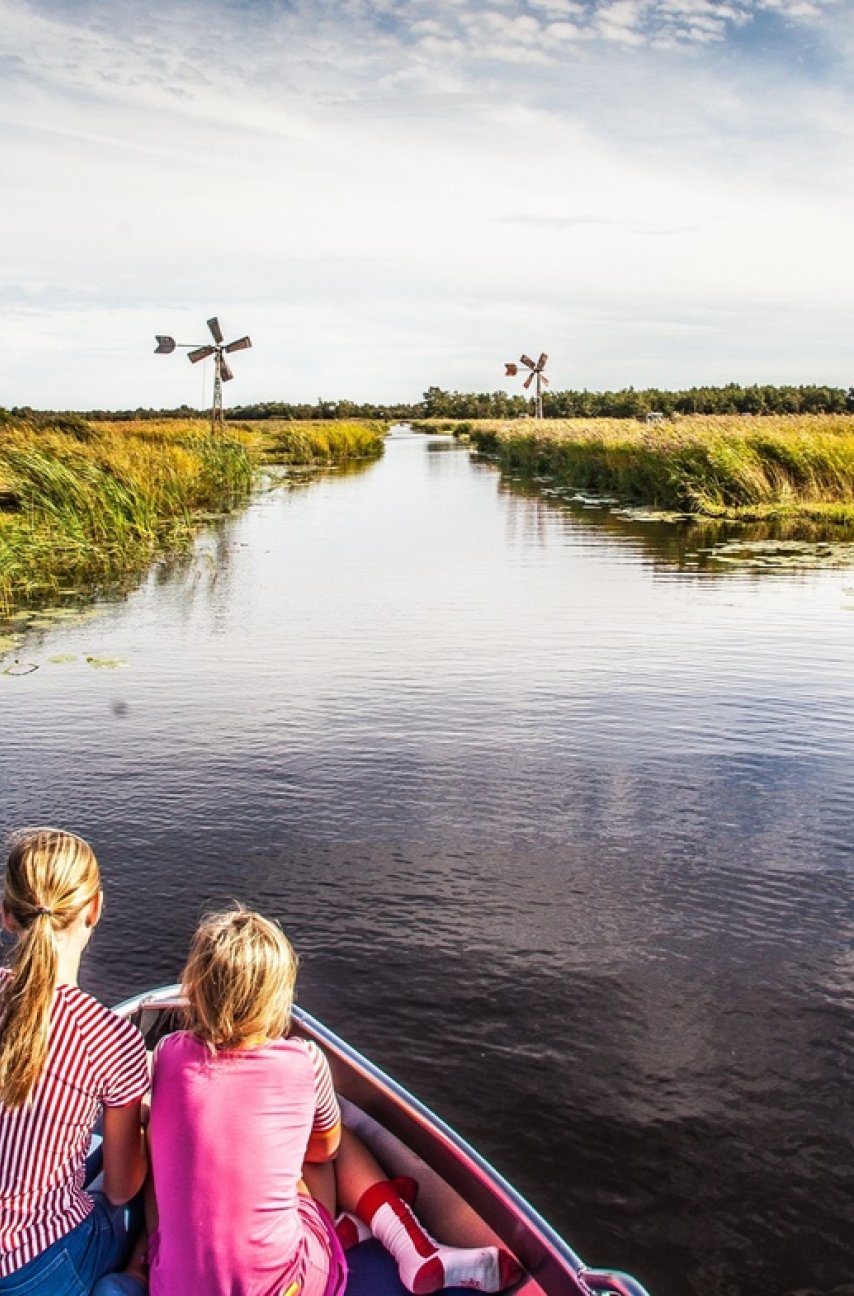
top-left (0, 1194), bottom-right (140, 1295)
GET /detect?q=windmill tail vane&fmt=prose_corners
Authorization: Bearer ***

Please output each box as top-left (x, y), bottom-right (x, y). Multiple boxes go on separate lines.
top-left (504, 351), bottom-right (549, 418)
top-left (154, 316), bottom-right (252, 430)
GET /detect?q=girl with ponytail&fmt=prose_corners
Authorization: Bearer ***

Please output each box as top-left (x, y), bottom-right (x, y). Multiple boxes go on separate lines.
top-left (0, 828), bottom-right (149, 1293)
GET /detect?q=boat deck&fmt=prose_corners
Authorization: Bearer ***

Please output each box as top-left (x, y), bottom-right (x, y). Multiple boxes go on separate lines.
top-left (346, 1240), bottom-right (477, 1295)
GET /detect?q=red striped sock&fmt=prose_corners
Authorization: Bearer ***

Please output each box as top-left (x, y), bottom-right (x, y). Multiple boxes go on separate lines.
top-left (356, 1182), bottom-right (522, 1294)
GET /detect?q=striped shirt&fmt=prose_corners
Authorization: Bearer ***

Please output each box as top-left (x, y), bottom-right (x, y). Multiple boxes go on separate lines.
top-left (303, 1038), bottom-right (341, 1134)
top-left (0, 974), bottom-right (149, 1278)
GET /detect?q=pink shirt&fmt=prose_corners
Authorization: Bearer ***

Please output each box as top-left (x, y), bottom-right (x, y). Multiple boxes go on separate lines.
top-left (0, 974), bottom-right (149, 1277)
top-left (149, 1031), bottom-right (341, 1296)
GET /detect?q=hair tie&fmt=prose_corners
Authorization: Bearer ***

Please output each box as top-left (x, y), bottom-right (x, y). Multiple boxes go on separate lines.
top-left (35, 906), bottom-right (52, 916)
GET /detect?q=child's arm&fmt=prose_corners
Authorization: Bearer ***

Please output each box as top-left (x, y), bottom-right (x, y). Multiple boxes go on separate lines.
top-left (305, 1120), bottom-right (341, 1163)
top-left (101, 1099), bottom-right (147, 1205)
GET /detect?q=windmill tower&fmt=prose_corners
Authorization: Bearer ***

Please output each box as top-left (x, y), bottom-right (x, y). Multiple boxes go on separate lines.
top-left (505, 353), bottom-right (549, 419)
top-left (155, 317), bottom-right (252, 432)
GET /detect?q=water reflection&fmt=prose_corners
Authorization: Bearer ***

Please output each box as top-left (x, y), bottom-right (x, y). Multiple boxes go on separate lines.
top-left (491, 465), bottom-right (854, 575)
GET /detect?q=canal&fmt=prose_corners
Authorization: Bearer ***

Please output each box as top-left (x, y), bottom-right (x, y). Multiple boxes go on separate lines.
top-left (2, 429), bottom-right (852, 1296)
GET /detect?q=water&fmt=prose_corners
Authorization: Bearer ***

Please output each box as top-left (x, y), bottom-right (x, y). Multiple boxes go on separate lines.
top-left (2, 430), bottom-right (853, 1295)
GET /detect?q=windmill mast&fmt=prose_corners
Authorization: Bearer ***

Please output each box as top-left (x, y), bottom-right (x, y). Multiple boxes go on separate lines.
top-left (212, 351), bottom-right (224, 432)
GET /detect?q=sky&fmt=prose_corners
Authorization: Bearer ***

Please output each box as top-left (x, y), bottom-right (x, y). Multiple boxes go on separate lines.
top-left (1, 0), bottom-right (852, 409)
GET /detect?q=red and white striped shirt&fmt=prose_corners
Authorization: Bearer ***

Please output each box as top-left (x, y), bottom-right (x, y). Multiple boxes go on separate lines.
top-left (0, 974), bottom-right (149, 1277)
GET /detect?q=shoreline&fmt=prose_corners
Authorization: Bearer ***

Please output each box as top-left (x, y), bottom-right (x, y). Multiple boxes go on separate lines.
top-left (414, 415), bottom-right (854, 528)
top-left (0, 416), bottom-right (386, 619)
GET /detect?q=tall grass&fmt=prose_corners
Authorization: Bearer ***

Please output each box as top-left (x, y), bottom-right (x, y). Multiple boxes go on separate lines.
top-left (248, 419), bottom-right (386, 465)
top-left (459, 416), bottom-right (854, 521)
top-left (0, 415), bottom-right (387, 615)
top-left (0, 418), bottom-right (252, 613)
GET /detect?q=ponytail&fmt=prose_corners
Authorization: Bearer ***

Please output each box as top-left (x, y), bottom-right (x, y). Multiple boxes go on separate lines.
top-left (0, 828), bottom-right (100, 1108)
top-left (0, 917), bottom-right (59, 1107)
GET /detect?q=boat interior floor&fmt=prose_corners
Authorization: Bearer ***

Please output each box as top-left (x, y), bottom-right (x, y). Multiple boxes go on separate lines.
top-left (346, 1239), bottom-right (480, 1296)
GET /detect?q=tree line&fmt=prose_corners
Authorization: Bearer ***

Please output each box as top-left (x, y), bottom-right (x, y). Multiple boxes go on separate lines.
top-left (4, 383), bottom-right (854, 425)
top-left (420, 383), bottom-right (854, 419)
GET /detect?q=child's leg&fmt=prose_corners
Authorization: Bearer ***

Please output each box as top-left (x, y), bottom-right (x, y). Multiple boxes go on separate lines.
top-left (333, 1126), bottom-right (391, 1213)
top-left (334, 1128), bottom-right (522, 1294)
top-left (301, 1160), bottom-right (337, 1215)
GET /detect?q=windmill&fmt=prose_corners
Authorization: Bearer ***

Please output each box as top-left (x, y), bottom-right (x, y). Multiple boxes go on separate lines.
top-left (154, 317), bottom-right (252, 432)
top-left (504, 353), bottom-right (549, 419)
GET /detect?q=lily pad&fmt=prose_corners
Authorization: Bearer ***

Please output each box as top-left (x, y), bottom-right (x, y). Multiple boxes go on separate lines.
top-left (616, 508), bottom-right (693, 523)
top-left (0, 634), bottom-right (21, 654)
top-left (45, 607), bottom-right (100, 624)
top-left (84, 656), bottom-right (127, 670)
top-left (47, 654), bottom-right (77, 664)
top-left (704, 538), bottom-right (854, 570)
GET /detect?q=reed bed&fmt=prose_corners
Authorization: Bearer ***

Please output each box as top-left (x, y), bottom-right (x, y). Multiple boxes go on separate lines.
top-left (453, 415), bottom-right (854, 522)
top-left (248, 419), bottom-right (386, 465)
top-left (0, 417), bottom-right (252, 613)
top-left (0, 416), bottom-right (387, 615)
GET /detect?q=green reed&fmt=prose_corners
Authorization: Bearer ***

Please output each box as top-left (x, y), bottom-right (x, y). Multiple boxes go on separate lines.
top-left (0, 416), bottom-right (387, 615)
top-left (249, 419), bottom-right (386, 465)
top-left (0, 417), bottom-right (253, 614)
top-left (459, 416), bottom-right (854, 522)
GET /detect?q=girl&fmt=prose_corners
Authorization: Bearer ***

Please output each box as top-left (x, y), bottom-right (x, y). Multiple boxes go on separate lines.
top-left (143, 908), bottom-right (521, 1296)
top-left (0, 827), bottom-right (149, 1293)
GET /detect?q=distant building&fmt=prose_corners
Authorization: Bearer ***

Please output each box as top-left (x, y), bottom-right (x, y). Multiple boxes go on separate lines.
top-left (645, 411), bottom-right (664, 425)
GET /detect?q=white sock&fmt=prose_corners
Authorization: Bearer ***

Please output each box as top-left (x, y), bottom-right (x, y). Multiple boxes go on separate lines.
top-left (359, 1186), bottom-right (521, 1294)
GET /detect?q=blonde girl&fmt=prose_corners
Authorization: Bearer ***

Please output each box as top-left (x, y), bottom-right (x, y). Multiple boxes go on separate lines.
top-left (0, 828), bottom-right (149, 1294)
top-left (142, 909), bottom-right (520, 1296)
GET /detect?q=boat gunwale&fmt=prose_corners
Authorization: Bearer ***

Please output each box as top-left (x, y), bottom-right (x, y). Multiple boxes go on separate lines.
top-left (113, 985), bottom-right (652, 1296)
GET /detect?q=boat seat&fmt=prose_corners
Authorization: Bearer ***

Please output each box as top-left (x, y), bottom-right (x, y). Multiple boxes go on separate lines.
top-left (345, 1239), bottom-right (479, 1296)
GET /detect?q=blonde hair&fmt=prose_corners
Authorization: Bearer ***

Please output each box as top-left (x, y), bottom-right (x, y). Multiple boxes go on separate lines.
top-left (182, 908), bottom-right (298, 1051)
top-left (0, 827), bottom-right (101, 1108)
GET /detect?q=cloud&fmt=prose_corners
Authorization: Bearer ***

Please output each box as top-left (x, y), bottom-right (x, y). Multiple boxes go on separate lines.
top-left (0, 0), bottom-right (852, 405)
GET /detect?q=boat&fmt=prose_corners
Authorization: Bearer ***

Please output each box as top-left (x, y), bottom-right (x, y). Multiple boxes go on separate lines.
top-left (114, 986), bottom-right (652, 1296)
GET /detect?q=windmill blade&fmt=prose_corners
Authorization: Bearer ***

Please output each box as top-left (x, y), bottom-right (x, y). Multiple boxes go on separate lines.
top-left (220, 359), bottom-right (234, 382)
top-left (154, 335), bottom-right (176, 355)
top-left (207, 317), bottom-right (224, 343)
top-left (540, 375), bottom-right (550, 388)
top-left (520, 354), bottom-right (536, 370)
top-left (523, 372), bottom-right (535, 390)
top-left (536, 353), bottom-right (548, 371)
top-left (188, 345), bottom-right (216, 364)
top-left (224, 336), bottom-right (252, 354)
top-left (505, 363), bottom-right (518, 377)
